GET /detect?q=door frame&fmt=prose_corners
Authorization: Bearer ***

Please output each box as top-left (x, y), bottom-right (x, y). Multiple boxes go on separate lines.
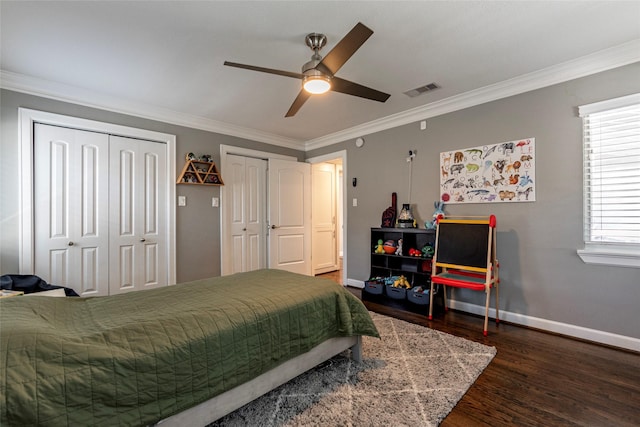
top-left (219, 144), bottom-right (297, 276)
top-left (18, 108), bottom-right (177, 285)
top-left (306, 150), bottom-right (348, 286)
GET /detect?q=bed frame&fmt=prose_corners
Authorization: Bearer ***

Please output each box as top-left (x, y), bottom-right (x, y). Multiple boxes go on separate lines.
top-left (156, 336), bottom-right (362, 426)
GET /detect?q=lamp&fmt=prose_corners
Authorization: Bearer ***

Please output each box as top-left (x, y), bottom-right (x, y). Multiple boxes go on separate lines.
top-left (303, 75), bottom-right (331, 94)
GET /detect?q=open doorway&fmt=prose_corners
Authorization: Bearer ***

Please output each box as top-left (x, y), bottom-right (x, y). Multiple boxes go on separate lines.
top-left (307, 150), bottom-right (347, 286)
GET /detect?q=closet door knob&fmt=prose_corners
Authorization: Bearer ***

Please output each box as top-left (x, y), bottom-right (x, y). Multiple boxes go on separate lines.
top-left (271, 225), bottom-right (278, 229)
top-left (140, 238), bottom-right (146, 242)
top-left (68, 241), bottom-right (74, 246)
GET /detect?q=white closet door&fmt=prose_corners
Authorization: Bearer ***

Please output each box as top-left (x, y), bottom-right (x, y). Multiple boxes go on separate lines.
top-left (109, 136), bottom-right (167, 294)
top-left (226, 154), bottom-right (267, 274)
top-left (34, 124), bottom-right (110, 296)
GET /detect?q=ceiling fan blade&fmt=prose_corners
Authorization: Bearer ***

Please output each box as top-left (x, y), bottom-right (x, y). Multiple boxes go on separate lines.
top-left (224, 61), bottom-right (304, 79)
top-left (330, 77), bottom-right (390, 102)
top-left (316, 22), bottom-right (373, 76)
top-left (285, 90), bottom-right (312, 117)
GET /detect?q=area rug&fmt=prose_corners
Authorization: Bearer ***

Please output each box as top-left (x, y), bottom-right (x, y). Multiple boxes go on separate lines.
top-left (210, 312), bottom-right (496, 427)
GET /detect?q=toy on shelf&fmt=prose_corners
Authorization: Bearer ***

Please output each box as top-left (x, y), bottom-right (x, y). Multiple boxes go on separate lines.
top-left (397, 203), bottom-right (416, 228)
top-left (422, 244), bottom-right (435, 257)
top-left (407, 248), bottom-right (421, 257)
top-left (395, 239), bottom-right (403, 256)
top-left (392, 275), bottom-right (411, 289)
top-left (381, 192), bottom-right (398, 228)
top-left (374, 239), bottom-right (385, 254)
top-left (382, 240), bottom-right (396, 254)
top-left (425, 201), bottom-right (446, 229)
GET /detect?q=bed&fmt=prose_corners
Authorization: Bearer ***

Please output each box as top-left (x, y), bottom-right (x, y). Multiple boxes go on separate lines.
top-left (0, 269), bottom-right (379, 426)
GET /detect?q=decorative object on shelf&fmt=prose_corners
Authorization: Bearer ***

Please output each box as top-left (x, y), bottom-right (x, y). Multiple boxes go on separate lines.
top-left (439, 138), bottom-right (535, 203)
top-left (374, 239), bottom-right (384, 254)
top-left (177, 155), bottom-right (224, 186)
top-left (425, 201), bottom-right (445, 229)
top-left (381, 192), bottom-right (397, 228)
top-left (397, 203), bottom-right (416, 228)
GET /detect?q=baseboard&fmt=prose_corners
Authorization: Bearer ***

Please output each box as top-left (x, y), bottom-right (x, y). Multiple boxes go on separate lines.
top-left (447, 300), bottom-right (639, 352)
top-left (348, 278), bottom-right (640, 352)
top-left (346, 278), bottom-right (364, 289)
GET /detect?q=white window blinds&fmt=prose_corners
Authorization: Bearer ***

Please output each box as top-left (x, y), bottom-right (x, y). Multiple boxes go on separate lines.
top-left (580, 93), bottom-right (640, 245)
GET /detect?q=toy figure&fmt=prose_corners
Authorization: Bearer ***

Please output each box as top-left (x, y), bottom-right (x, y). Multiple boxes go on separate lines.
top-left (422, 244), bottom-right (435, 257)
top-left (375, 239), bottom-right (384, 254)
top-left (395, 239), bottom-right (403, 256)
top-left (425, 201), bottom-right (445, 229)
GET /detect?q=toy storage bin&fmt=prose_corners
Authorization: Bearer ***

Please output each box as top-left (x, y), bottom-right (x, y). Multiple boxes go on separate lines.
top-left (385, 285), bottom-right (407, 300)
top-left (363, 279), bottom-right (385, 295)
top-left (407, 288), bottom-right (430, 305)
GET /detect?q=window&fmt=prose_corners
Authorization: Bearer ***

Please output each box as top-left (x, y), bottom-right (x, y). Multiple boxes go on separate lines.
top-left (577, 93), bottom-right (640, 268)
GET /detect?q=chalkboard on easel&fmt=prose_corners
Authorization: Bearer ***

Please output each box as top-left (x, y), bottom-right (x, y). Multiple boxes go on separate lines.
top-left (435, 221), bottom-right (490, 269)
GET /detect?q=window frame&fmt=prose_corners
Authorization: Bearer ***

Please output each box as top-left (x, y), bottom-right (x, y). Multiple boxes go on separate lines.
top-left (577, 93), bottom-right (640, 268)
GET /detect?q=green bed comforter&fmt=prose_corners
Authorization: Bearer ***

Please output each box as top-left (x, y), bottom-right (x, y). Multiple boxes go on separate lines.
top-left (1, 269), bottom-right (378, 426)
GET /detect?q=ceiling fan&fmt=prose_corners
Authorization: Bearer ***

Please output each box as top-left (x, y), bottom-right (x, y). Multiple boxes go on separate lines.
top-left (224, 22), bottom-right (390, 117)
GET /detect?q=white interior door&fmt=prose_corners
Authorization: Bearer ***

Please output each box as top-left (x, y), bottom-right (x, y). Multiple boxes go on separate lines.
top-left (268, 158), bottom-right (311, 275)
top-left (226, 154), bottom-right (267, 274)
top-left (109, 136), bottom-right (167, 294)
top-left (312, 162), bottom-right (338, 275)
top-left (34, 124), bottom-right (110, 296)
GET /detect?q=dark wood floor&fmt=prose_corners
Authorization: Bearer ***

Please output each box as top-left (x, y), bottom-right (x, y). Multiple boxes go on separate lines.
top-left (319, 272), bottom-right (640, 426)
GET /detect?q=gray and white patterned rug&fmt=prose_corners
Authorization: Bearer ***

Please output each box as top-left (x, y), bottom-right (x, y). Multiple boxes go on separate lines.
top-left (211, 312), bottom-right (496, 427)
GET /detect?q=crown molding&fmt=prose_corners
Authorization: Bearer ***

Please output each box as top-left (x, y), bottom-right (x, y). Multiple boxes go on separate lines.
top-left (3, 39), bottom-right (638, 152)
top-left (304, 39), bottom-right (640, 151)
top-left (0, 70), bottom-right (304, 150)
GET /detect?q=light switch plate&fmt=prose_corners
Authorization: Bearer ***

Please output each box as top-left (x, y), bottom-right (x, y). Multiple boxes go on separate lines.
top-left (212, 197), bottom-right (219, 207)
top-left (178, 196), bottom-right (186, 206)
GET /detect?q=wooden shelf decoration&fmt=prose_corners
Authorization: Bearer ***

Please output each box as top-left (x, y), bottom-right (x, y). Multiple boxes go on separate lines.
top-left (177, 159), bottom-right (224, 186)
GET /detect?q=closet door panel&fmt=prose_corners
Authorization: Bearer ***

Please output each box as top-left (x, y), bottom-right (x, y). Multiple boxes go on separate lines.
top-left (109, 136), bottom-right (166, 294)
top-left (139, 142), bottom-right (166, 287)
top-left (34, 124), bottom-right (109, 296)
top-left (245, 157), bottom-right (267, 272)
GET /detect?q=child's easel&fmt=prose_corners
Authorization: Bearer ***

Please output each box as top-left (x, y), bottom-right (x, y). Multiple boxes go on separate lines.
top-left (429, 215), bottom-right (499, 336)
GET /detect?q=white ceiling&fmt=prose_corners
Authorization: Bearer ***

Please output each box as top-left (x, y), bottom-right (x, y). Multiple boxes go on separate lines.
top-left (2, 1), bottom-right (639, 150)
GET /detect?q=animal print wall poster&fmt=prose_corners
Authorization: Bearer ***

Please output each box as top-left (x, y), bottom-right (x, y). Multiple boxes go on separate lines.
top-left (439, 138), bottom-right (535, 203)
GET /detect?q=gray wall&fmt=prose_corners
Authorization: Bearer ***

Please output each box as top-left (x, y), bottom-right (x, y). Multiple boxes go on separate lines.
top-left (2, 63), bottom-right (639, 340)
top-left (308, 63), bottom-right (640, 339)
top-left (0, 89), bottom-right (303, 282)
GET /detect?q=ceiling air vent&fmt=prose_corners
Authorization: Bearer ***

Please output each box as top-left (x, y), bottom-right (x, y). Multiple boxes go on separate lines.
top-left (404, 83), bottom-right (440, 98)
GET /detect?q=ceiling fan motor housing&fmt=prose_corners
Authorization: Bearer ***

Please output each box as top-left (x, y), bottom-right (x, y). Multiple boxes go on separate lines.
top-left (305, 33), bottom-right (327, 51)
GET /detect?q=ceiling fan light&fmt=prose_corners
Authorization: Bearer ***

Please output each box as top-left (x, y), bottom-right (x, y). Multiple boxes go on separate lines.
top-left (303, 75), bottom-right (331, 94)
